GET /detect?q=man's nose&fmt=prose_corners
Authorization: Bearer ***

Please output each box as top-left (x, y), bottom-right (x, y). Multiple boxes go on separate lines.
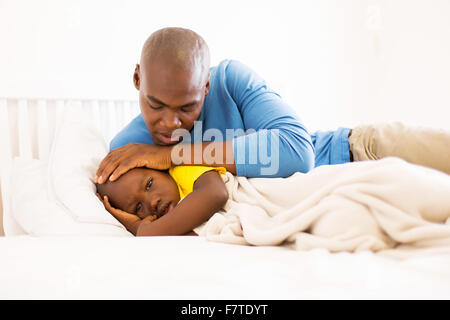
top-left (160, 110), bottom-right (181, 130)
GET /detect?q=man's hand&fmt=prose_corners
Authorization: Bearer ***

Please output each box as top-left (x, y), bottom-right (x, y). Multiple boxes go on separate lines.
top-left (96, 193), bottom-right (157, 235)
top-left (94, 143), bottom-right (173, 184)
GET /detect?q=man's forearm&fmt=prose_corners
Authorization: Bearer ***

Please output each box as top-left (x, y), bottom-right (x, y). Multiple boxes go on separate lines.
top-left (169, 127), bottom-right (315, 178)
top-left (232, 129), bottom-right (315, 177)
top-left (170, 140), bottom-right (237, 175)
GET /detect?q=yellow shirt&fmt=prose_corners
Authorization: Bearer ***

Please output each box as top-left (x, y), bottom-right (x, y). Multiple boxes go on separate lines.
top-left (168, 165), bottom-right (227, 199)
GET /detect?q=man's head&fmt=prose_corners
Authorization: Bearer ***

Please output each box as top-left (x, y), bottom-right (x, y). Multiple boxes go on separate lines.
top-left (96, 167), bottom-right (181, 220)
top-left (133, 27), bottom-right (211, 146)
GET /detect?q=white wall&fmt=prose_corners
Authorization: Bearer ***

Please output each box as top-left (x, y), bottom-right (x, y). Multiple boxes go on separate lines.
top-left (1, 0), bottom-right (449, 132)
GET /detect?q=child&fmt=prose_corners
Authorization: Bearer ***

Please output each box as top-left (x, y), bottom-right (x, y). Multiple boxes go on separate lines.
top-left (96, 165), bottom-right (228, 236)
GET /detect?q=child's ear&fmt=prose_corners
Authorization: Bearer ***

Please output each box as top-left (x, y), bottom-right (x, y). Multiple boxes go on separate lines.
top-left (133, 64), bottom-right (140, 90)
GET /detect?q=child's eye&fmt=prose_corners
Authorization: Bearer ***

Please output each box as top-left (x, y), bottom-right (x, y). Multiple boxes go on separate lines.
top-left (145, 178), bottom-right (153, 191)
top-left (135, 202), bottom-right (142, 214)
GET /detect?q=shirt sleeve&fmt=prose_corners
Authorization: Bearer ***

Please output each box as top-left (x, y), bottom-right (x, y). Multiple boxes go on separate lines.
top-left (168, 166), bottom-right (227, 199)
top-left (225, 60), bottom-right (315, 178)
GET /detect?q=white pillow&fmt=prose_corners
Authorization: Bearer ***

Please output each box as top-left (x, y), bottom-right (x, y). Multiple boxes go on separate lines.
top-left (10, 104), bottom-right (132, 236)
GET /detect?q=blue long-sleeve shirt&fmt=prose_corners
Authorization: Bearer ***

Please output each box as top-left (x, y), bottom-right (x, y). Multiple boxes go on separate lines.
top-left (110, 59), bottom-right (350, 177)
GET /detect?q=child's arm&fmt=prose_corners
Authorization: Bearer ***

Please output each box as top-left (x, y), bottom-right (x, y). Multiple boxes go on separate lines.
top-left (101, 170), bottom-right (228, 236)
top-left (136, 170), bottom-right (228, 236)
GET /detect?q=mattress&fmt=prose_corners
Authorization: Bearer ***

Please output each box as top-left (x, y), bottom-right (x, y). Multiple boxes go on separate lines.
top-left (1, 98), bottom-right (449, 300)
top-left (1, 235), bottom-right (449, 299)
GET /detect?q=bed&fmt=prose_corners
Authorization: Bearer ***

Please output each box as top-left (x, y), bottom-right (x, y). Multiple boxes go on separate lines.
top-left (1, 98), bottom-right (450, 300)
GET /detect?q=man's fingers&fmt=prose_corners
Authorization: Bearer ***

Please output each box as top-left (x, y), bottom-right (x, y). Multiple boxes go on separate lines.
top-left (96, 143), bottom-right (133, 173)
top-left (95, 156), bottom-right (118, 183)
top-left (108, 160), bottom-right (137, 182)
top-left (95, 150), bottom-right (118, 177)
top-left (95, 143), bottom-right (162, 183)
top-left (95, 149), bottom-right (126, 183)
top-left (96, 148), bottom-right (137, 183)
top-left (96, 159), bottom-right (122, 184)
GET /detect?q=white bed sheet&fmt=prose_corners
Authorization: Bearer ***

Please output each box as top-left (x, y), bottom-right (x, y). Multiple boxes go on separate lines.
top-left (1, 235), bottom-right (450, 299)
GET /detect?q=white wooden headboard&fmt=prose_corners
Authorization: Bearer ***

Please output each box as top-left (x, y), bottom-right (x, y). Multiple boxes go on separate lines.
top-left (0, 98), bottom-right (140, 236)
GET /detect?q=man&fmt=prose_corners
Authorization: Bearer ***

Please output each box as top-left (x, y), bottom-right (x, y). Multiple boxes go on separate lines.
top-left (94, 27), bottom-right (450, 185)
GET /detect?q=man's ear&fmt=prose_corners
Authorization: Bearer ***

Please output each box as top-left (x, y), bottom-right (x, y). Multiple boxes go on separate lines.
top-left (204, 72), bottom-right (210, 96)
top-left (133, 64), bottom-right (140, 90)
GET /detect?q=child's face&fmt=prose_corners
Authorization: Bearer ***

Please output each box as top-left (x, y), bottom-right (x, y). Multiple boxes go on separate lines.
top-left (96, 167), bottom-right (180, 220)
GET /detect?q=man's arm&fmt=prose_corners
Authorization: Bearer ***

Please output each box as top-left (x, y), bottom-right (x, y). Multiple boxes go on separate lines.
top-left (225, 60), bottom-right (315, 177)
top-left (98, 60), bottom-right (315, 183)
top-left (168, 61), bottom-right (316, 178)
top-left (171, 140), bottom-right (237, 175)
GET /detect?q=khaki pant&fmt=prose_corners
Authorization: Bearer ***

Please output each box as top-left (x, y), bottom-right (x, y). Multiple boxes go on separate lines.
top-left (348, 122), bottom-right (450, 175)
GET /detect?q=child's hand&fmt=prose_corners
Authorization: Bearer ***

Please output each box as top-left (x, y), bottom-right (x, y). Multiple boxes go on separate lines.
top-left (96, 193), bottom-right (157, 235)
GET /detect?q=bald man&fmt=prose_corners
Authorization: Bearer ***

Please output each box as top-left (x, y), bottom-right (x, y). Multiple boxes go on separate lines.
top-left (94, 27), bottom-right (450, 185)
top-left (95, 27), bottom-right (316, 182)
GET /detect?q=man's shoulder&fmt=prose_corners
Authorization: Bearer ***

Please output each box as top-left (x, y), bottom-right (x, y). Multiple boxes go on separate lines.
top-left (211, 59), bottom-right (249, 73)
top-left (210, 59), bottom-right (262, 89)
top-left (109, 114), bottom-right (154, 151)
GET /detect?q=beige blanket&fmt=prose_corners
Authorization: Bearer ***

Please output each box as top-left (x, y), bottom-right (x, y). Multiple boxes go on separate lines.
top-left (194, 158), bottom-right (450, 258)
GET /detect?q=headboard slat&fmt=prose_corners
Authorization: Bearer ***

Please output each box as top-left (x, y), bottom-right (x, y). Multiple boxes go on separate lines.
top-left (18, 100), bottom-right (32, 159)
top-left (0, 99), bottom-right (12, 161)
top-left (37, 99), bottom-right (50, 161)
top-left (0, 98), bottom-right (140, 163)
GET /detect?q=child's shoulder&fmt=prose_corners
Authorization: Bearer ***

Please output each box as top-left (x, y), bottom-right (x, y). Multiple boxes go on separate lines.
top-left (168, 166), bottom-right (227, 199)
top-left (169, 165), bottom-right (226, 178)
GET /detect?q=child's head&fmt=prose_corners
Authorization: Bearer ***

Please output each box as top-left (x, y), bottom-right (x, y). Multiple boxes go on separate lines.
top-left (96, 167), bottom-right (180, 220)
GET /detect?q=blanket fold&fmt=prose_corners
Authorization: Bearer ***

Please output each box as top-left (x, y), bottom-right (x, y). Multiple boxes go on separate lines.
top-left (195, 158), bottom-right (450, 257)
